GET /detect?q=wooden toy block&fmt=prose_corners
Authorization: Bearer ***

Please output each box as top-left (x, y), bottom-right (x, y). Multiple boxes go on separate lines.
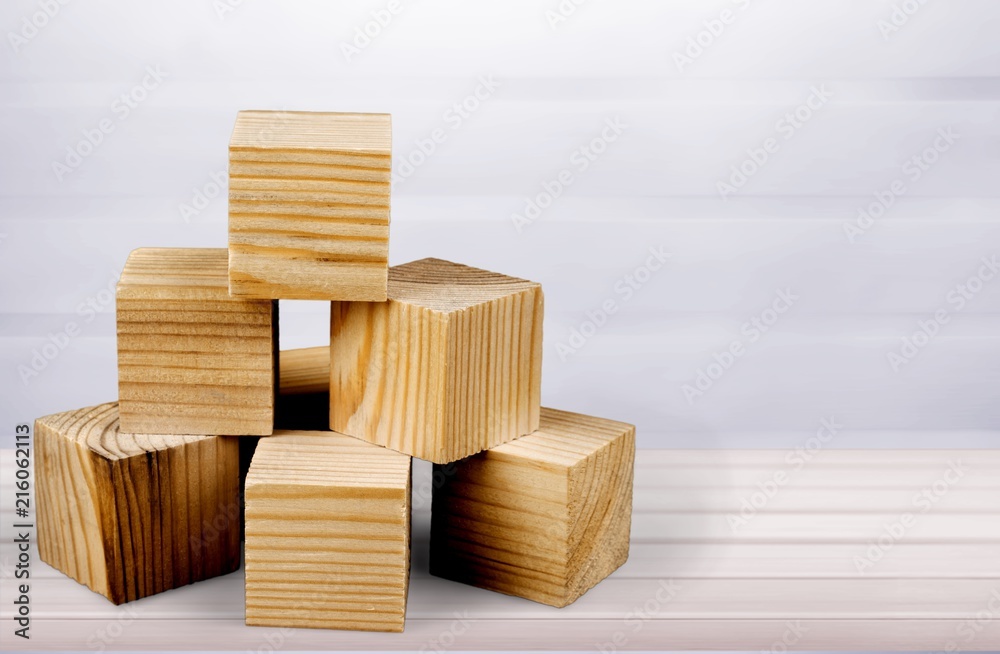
top-left (330, 258), bottom-right (543, 464)
top-left (276, 346), bottom-right (331, 431)
top-left (244, 431), bottom-right (411, 632)
top-left (116, 247), bottom-right (277, 436)
top-left (228, 110), bottom-right (391, 301)
top-left (279, 345), bottom-right (330, 396)
top-left (35, 402), bottom-right (241, 605)
top-left (429, 407), bottom-right (635, 608)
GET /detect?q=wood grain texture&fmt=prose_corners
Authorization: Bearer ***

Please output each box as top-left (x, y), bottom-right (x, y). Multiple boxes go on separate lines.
top-left (275, 345), bottom-right (330, 431)
top-left (279, 345), bottom-right (330, 396)
top-left (330, 258), bottom-right (543, 463)
top-left (430, 407), bottom-right (635, 607)
top-left (116, 247), bottom-right (277, 436)
top-left (228, 110), bottom-right (390, 301)
top-left (244, 431), bottom-right (411, 632)
top-left (34, 403), bottom-right (241, 605)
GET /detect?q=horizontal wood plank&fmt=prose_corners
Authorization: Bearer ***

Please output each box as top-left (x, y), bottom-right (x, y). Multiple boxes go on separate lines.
top-left (3, 448), bottom-right (998, 649)
top-left (2, 618), bottom-right (998, 651)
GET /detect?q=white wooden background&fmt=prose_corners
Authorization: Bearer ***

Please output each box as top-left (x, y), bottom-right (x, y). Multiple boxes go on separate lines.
top-left (1, 1), bottom-right (999, 447)
top-left (2, 450), bottom-right (1000, 651)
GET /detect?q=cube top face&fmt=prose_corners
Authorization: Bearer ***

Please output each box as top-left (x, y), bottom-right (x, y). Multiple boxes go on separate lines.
top-left (36, 402), bottom-right (211, 461)
top-left (247, 431), bottom-right (411, 491)
top-left (244, 430), bottom-right (411, 632)
top-left (430, 407), bottom-right (635, 608)
top-left (228, 110), bottom-right (391, 302)
top-left (492, 406), bottom-right (635, 468)
top-left (230, 110), bottom-right (391, 154)
top-left (389, 258), bottom-right (540, 312)
top-left (117, 248), bottom-right (232, 301)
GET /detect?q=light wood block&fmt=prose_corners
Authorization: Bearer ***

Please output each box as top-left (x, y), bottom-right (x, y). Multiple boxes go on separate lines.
top-left (117, 247), bottom-right (277, 436)
top-left (430, 407), bottom-right (635, 608)
top-left (279, 345), bottom-right (330, 396)
top-left (330, 258), bottom-right (543, 463)
top-left (35, 402), bottom-right (241, 605)
top-left (228, 110), bottom-right (391, 301)
top-left (244, 431), bottom-right (411, 632)
top-left (276, 346), bottom-right (330, 431)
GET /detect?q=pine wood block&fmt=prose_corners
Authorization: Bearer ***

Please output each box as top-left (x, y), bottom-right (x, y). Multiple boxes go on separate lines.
top-left (244, 431), bottom-right (411, 632)
top-left (279, 345), bottom-right (330, 396)
top-left (276, 346), bottom-right (331, 431)
top-left (430, 407), bottom-right (635, 608)
top-left (117, 247), bottom-right (277, 436)
top-left (35, 402), bottom-right (241, 605)
top-left (228, 110), bottom-right (391, 301)
top-left (330, 258), bottom-right (543, 464)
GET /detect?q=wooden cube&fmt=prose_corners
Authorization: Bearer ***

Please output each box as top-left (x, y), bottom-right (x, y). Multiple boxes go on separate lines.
top-left (117, 247), bottom-right (277, 436)
top-left (244, 431), bottom-right (411, 632)
top-left (228, 110), bottom-right (391, 301)
top-left (279, 345), bottom-right (330, 396)
top-left (36, 403), bottom-right (241, 605)
top-left (430, 407), bottom-right (635, 607)
top-left (330, 258), bottom-right (543, 463)
top-left (276, 345), bottom-right (331, 431)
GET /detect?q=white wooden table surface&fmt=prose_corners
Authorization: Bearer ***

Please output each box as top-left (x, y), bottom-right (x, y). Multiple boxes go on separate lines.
top-left (2, 448), bottom-right (999, 651)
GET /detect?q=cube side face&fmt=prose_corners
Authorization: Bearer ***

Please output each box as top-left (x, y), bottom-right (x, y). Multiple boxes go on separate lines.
top-left (106, 435), bottom-right (242, 603)
top-left (227, 111), bottom-right (391, 301)
top-left (244, 435), bottom-right (411, 632)
top-left (429, 451), bottom-right (572, 607)
top-left (117, 294), bottom-right (276, 436)
top-left (35, 417), bottom-right (112, 601)
top-left (276, 346), bottom-right (330, 430)
top-left (35, 405), bottom-right (242, 605)
top-left (565, 424), bottom-right (635, 605)
top-left (443, 286), bottom-right (543, 462)
top-left (228, 250), bottom-right (389, 302)
top-left (278, 345), bottom-right (330, 396)
top-left (330, 300), bottom-right (448, 461)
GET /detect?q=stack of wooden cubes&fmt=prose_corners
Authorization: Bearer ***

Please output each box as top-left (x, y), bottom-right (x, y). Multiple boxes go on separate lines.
top-left (34, 110), bottom-right (636, 633)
